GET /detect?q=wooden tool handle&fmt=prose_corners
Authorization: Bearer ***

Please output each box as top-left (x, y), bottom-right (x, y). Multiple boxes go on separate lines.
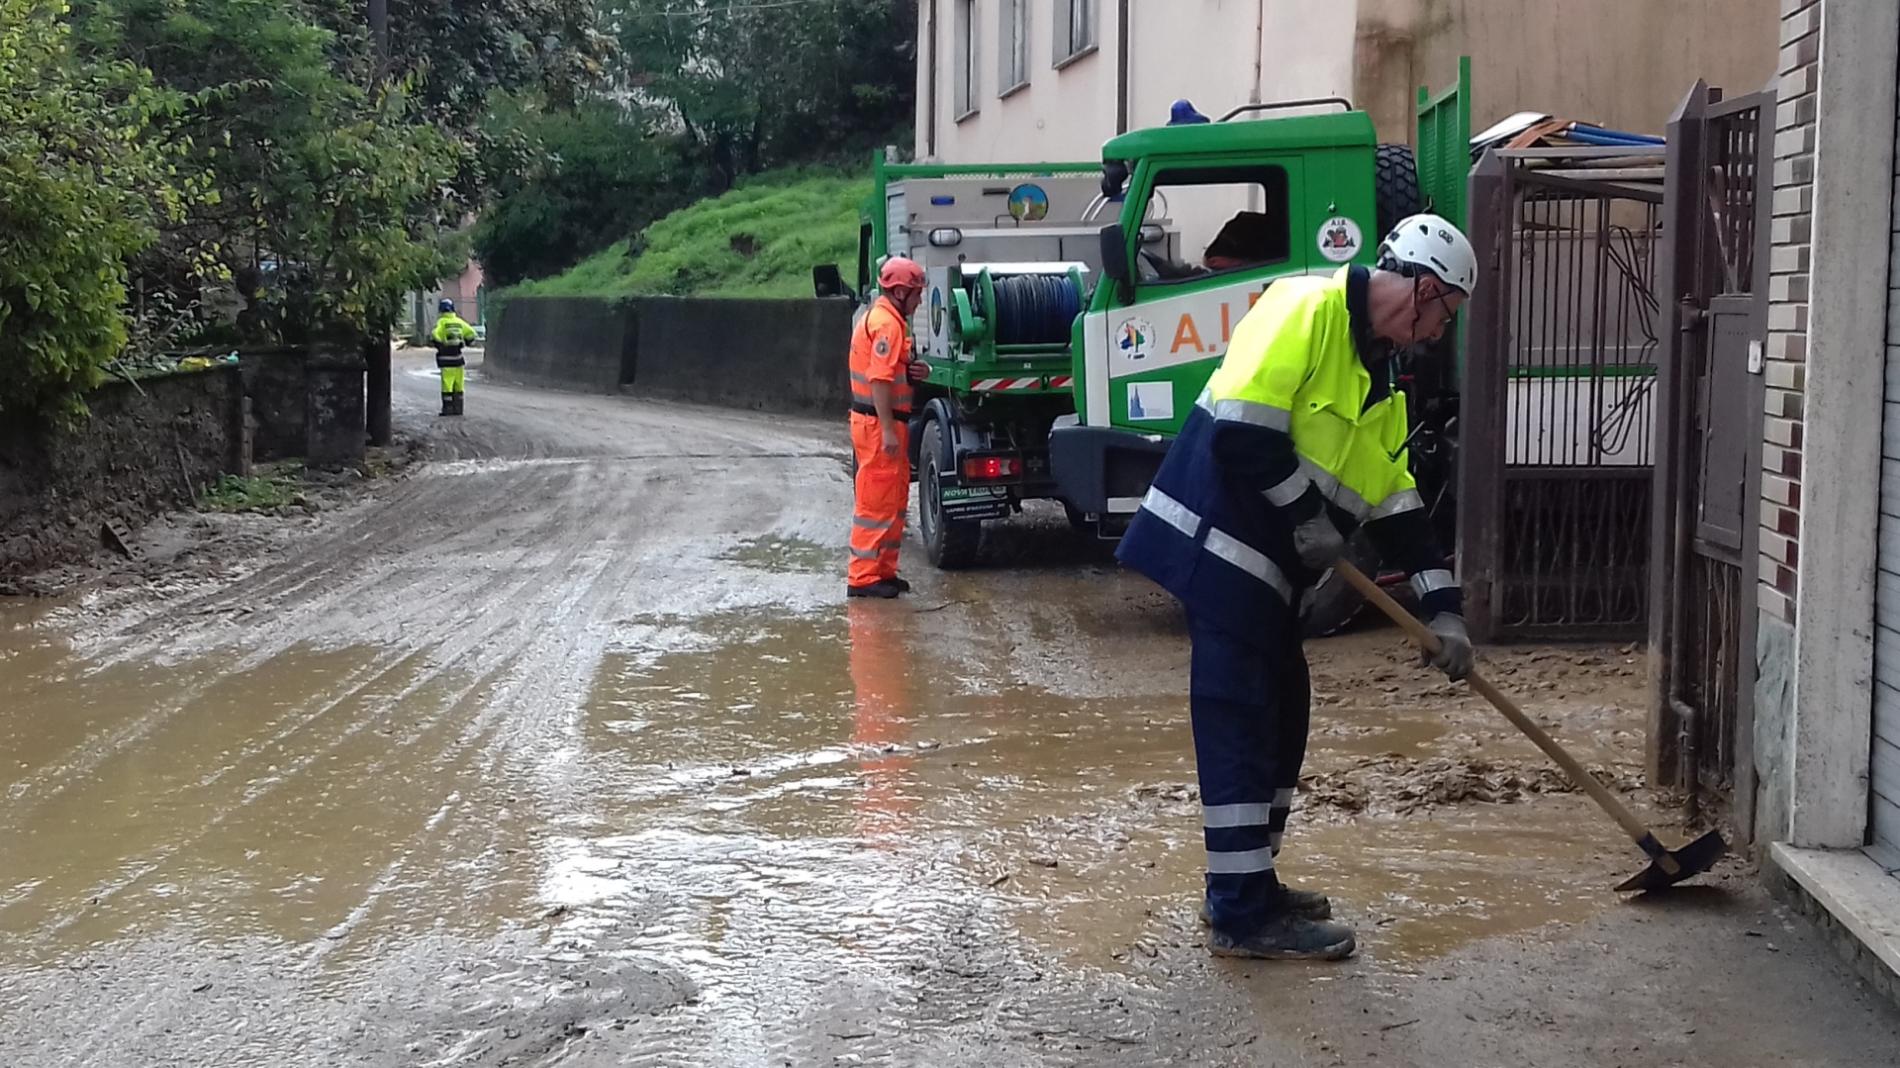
top-left (1334, 562), bottom-right (1666, 860)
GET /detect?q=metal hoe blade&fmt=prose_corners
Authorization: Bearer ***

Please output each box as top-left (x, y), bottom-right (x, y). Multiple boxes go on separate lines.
top-left (1613, 829), bottom-right (1729, 893)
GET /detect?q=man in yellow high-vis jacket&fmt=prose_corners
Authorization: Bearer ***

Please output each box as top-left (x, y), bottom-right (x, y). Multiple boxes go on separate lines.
top-left (1117, 214), bottom-right (1480, 961)
top-left (431, 299), bottom-right (478, 416)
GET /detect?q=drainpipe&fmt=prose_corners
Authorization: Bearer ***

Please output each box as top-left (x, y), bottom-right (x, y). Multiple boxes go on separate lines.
top-left (1116, 0), bottom-right (1130, 133)
top-left (925, 0), bottom-right (938, 158)
top-left (1251, 0), bottom-right (1265, 105)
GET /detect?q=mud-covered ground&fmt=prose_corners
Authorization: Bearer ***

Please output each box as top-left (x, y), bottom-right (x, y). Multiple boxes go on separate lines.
top-left (1, 350), bottom-right (1896, 1066)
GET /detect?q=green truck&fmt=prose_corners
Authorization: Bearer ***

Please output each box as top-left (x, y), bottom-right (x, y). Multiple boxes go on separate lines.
top-left (821, 67), bottom-right (1472, 630)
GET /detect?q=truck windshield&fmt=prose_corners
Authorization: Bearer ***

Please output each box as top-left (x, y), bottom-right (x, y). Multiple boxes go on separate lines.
top-left (1136, 165), bottom-right (1291, 284)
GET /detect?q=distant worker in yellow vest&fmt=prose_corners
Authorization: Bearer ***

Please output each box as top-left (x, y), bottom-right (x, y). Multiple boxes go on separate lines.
top-left (431, 299), bottom-right (478, 417)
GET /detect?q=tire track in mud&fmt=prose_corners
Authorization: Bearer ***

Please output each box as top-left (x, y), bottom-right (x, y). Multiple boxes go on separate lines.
top-left (6, 459), bottom-right (736, 946)
top-left (1, 463), bottom-right (604, 825)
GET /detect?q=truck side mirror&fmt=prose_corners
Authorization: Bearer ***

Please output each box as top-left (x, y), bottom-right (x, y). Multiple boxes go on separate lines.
top-left (1099, 224), bottom-right (1134, 302)
top-left (812, 264), bottom-right (848, 300)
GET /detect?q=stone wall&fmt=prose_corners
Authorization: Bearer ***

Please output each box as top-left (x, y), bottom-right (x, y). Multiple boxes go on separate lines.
top-left (0, 367), bottom-right (246, 576)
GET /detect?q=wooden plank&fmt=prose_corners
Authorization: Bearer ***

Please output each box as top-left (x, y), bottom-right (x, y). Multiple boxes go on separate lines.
top-left (1873, 792), bottom-right (1900, 856)
top-left (1884, 401), bottom-right (1900, 459)
top-left (1884, 348), bottom-right (1900, 401)
top-left (1877, 514), bottom-right (1900, 565)
top-left (1880, 698), bottom-right (1900, 749)
top-left (1868, 839), bottom-right (1900, 875)
top-left (1871, 735), bottom-right (1900, 801)
top-left (1878, 569), bottom-right (1900, 623)
top-left (1884, 459), bottom-right (1900, 514)
top-left (1873, 647), bottom-right (1900, 694)
top-left (1875, 627), bottom-right (1900, 686)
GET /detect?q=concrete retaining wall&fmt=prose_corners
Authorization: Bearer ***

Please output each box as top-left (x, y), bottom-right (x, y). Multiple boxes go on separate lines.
top-left (486, 295), bottom-right (855, 414)
top-left (485, 297), bottom-right (637, 393)
top-left (0, 367), bottom-right (246, 576)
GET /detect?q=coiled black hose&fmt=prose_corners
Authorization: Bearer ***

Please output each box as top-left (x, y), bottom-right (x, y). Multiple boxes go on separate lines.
top-left (991, 274), bottom-right (1081, 346)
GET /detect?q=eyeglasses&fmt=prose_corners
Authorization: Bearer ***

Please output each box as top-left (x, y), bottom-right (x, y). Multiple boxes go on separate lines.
top-left (1418, 281), bottom-right (1460, 332)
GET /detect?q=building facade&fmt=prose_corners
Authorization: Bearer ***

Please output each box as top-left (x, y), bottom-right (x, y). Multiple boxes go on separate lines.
top-left (1755, 0), bottom-right (1900, 995)
top-left (915, 0), bottom-right (1776, 170)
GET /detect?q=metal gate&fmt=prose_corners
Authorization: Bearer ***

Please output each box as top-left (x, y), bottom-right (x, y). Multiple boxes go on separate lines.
top-left (1462, 148), bottom-right (1667, 641)
top-left (1649, 82), bottom-right (1772, 827)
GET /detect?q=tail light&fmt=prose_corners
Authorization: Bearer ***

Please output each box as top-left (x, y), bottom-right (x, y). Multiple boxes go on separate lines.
top-left (962, 455), bottom-right (1021, 482)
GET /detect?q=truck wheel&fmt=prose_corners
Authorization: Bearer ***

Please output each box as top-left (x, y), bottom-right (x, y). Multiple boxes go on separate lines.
top-left (1301, 532), bottom-right (1381, 639)
top-left (918, 418), bottom-right (982, 570)
top-left (1374, 144), bottom-right (1424, 239)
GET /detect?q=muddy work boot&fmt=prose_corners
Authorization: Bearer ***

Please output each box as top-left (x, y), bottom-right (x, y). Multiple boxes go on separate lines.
top-left (1208, 913), bottom-right (1356, 961)
top-left (846, 580), bottom-right (900, 599)
top-left (886, 576), bottom-right (912, 593)
top-left (440, 394), bottom-right (454, 416)
top-left (1201, 885), bottom-right (1331, 925)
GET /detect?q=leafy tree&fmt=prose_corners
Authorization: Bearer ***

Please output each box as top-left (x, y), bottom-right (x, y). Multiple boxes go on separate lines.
top-left (471, 96), bottom-right (702, 286)
top-left (74, 0), bottom-right (467, 342)
top-left (0, 0), bottom-right (192, 419)
top-left (609, 0), bottom-right (915, 190)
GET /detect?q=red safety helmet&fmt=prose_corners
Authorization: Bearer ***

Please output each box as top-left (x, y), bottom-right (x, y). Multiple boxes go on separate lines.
top-left (877, 256), bottom-right (926, 295)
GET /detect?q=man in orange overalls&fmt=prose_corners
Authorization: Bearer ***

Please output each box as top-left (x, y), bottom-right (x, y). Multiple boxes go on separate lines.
top-left (846, 257), bottom-right (928, 599)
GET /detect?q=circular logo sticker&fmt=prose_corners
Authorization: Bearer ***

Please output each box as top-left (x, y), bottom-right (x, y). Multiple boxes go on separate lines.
top-left (1316, 216), bottom-right (1363, 263)
top-left (930, 286), bottom-right (945, 336)
top-left (1116, 318), bottom-right (1155, 361)
top-left (1008, 183), bottom-right (1050, 222)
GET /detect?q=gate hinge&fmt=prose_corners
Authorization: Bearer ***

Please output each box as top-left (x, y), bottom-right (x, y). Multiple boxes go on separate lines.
top-left (1677, 301), bottom-right (1708, 332)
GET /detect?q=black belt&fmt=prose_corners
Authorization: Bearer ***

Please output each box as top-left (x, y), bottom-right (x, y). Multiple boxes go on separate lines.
top-left (851, 403), bottom-right (910, 419)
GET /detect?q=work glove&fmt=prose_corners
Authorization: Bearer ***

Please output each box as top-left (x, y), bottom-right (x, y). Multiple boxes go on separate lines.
top-left (1423, 612), bottom-right (1475, 681)
top-left (1290, 512), bottom-right (1346, 572)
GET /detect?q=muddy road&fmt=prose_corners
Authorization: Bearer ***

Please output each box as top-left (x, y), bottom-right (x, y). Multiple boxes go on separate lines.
top-left (2, 351), bottom-right (1897, 1066)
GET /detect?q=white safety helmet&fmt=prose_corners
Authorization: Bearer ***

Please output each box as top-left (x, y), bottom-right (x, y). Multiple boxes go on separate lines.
top-left (1377, 213), bottom-right (1478, 297)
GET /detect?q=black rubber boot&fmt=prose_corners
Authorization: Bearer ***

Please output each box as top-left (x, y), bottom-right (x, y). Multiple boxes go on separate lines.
top-left (1208, 913), bottom-right (1356, 961)
top-left (888, 576), bottom-right (912, 593)
top-left (451, 394), bottom-right (465, 416)
top-left (1201, 885), bottom-right (1331, 925)
top-left (846, 580), bottom-right (901, 599)
top-left (440, 394), bottom-right (454, 416)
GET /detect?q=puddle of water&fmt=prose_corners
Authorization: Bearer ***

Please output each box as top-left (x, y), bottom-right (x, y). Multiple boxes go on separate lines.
top-left (560, 606), bottom-right (1640, 1002)
top-left (722, 536), bottom-right (834, 576)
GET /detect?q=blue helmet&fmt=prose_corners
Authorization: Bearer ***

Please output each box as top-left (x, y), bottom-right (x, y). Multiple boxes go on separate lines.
top-left (438, 298), bottom-right (455, 313)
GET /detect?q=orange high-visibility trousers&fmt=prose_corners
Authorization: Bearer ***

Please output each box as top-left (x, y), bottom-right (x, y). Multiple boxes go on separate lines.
top-left (848, 413), bottom-right (910, 588)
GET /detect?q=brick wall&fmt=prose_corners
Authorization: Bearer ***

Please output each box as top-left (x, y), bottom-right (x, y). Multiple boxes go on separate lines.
top-left (1761, 0), bottom-right (1820, 623)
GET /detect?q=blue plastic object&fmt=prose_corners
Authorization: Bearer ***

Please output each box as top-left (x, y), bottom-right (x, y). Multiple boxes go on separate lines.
top-left (1168, 100), bottom-right (1211, 126)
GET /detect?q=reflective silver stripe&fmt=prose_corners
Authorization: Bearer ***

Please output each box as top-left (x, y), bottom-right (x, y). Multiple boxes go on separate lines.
top-left (1411, 568), bottom-right (1458, 598)
top-left (849, 546), bottom-right (880, 560)
top-left (1205, 847), bottom-right (1276, 875)
top-left (853, 516), bottom-right (893, 531)
top-left (1370, 488), bottom-right (1426, 521)
top-left (1262, 470), bottom-right (1312, 508)
top-left (1294, 458), bottom-right (1373, 522)
top-left (1273, 787), bottom-right (1295, 807)
top-left (1203, 528), bottom-right (1292, 604)
top-left (850, 371), bottom-right (871, 385)
top-left (1202, 802), bottom-right (1275, 829)
top-left (1201, 396), bottom-right (1292, 432)
top-left (1140, 487), bottom-right (1201, 537)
